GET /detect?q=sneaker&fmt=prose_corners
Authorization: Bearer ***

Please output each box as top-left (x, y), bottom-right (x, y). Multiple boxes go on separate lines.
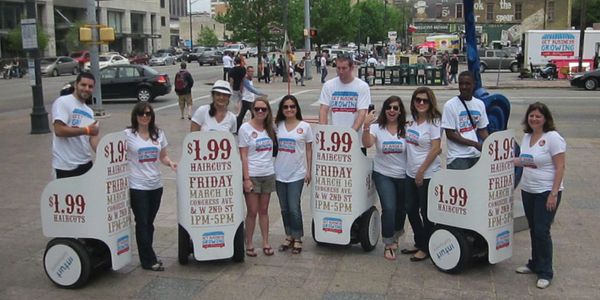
top-left (536, 279), bottom-right (551, 289)
top-left (516, 265), bottom-right (533, 274)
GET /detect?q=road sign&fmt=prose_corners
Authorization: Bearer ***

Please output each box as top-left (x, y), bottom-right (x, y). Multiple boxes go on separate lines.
top-left (21, 18), bottom-right (38, 50)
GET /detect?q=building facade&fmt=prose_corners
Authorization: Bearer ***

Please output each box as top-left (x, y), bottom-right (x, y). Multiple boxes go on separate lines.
top-left (178, 12), bottom-right (226, 47)
top-left (406, 0), bottom-right (572, 47)
top-left (0, 0), bottom-right (171, 58)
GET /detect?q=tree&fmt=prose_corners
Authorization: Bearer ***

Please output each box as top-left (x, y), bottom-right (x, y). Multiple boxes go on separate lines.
top-left (64, 21), bottom-right (86, 53)
top-left (351, 0), bottom-right (402, 46)
top-left (197, 27), bottom-right (219, 47)
top-left (310, 0), bottom-right (354, 47)
top-left (572, 0), bottom-right (600, 29)
top-left (7, 25), bottom-right (48, 56)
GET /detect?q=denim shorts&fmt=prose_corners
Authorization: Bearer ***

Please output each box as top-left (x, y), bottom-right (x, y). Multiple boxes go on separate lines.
top-left (250, 174), bottom-right (276, 193)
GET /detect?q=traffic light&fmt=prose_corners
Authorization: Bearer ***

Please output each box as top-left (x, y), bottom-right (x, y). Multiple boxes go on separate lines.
top-left (310, 29), bottom-right (317, 38)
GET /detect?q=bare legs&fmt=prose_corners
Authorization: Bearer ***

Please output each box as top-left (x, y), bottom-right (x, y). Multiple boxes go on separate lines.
top-left (245, 192), bottom-right (271, 250)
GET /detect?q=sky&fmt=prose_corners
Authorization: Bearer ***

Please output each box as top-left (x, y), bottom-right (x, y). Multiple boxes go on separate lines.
top-left (191, 0), bottom-right (211, 13)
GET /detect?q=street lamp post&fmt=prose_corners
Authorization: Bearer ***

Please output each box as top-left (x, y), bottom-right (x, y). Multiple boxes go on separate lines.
top-left (304, 0), bottom-right (312, 80)
top-left (189, 0), bottom-right (193, 50)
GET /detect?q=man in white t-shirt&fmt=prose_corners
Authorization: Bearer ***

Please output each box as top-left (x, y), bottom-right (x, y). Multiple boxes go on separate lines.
top-left (222, 51), bottom-right (233, 81)
top-left (51, 72), bottom-right (100, 178)
top-left (441, 71), bottom-right (489, 169)
top-left (318, 55), bottom-right (371, 133)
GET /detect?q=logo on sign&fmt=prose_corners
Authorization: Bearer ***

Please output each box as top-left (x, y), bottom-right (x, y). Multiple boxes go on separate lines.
top-left (496, 230), bottom-right (510, 250)
top-left (322, 217), bottom-right (343, 234)
top-left (202, 231), bottom-right (225, 248)
top-left (117, 235), bottom-right (130, 255)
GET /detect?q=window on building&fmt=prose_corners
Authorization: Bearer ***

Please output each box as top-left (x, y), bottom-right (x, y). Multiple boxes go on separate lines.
top-left (107, 11), bottom-right (122, 33)
top-left (160, 0), bottom-right (165, 8)
top-left (486, 3), bottom-right (494, 21)
top-left (161, 16), bottom-right (166, 27)
top-left (455, 3), bottom-right (463, 19)
top-left (515, 3), bottom-right (522, 20)
top-left (547, 1), bottom-right (555, 22)
top-left (436, 4), bottom-right (443, 18)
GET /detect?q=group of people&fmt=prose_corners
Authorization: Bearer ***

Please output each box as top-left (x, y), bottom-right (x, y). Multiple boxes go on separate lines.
top-left (51, 52), bottom-right (565, 289)
top-left (416, 51), bottom-right (459, 85)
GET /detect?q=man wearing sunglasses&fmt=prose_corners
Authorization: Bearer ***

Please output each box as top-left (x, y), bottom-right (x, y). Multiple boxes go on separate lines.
top-left (51, 72), bottom-right (100, 179)
top-left (441, 71), bottom-right (489, 170)
top-left (318, 55), bottom-right (371, 138)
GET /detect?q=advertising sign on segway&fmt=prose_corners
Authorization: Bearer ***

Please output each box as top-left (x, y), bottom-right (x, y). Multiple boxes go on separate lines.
top-left (428, 130), bottom-right (516, 273)
top-left (40, 132), bottom-right (132, 288)
top-left (311, 125), bottom-right (380, 251)
top-left (176, 131), bottom-right (245, 264)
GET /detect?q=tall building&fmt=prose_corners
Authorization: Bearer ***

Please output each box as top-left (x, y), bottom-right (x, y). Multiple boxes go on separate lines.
top-left (210, 0), bottom-right (228, 17)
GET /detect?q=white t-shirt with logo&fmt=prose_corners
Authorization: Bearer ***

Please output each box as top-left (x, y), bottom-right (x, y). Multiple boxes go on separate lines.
top-left (441, 96), bottom-right (489, 163)
top-left (319, 77), bottom-right (371, 129)
top-left (519, 131), bottom-right (566, 194)
top-left (125, 128), bottom-right (168, 190)
top-left (238, 122), bottom-right (275, 177)
top-left (223, 55), bottom-right (233, 68)
top-left (405, 119), bottom-right (442, 179)
top-left (368, 124), bottom-right (407, 178)
top-left (51, 94), bottom-right (95, 170)
top-left (191, 104), bottom-right (236, 133)
top-left (274, 121), bottom-right (314, 182)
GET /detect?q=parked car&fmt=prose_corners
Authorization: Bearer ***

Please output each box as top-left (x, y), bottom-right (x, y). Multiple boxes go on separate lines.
top-left (477, 49), bottom-right (519, 73)
top-left (69, 50), bottom-right (90, 67)
top-left (328, 49), bottom-right (353, 67)
top-left (149, 53), bottom-right (176, 66)
top-left (187, 47), bottom-right (216, 62)
top-left (197, 50), bottom-right (223, 66)
top-left (570, 69), bottom-right (600, 90)
top-left (41, 56), bottom-right (79, 77)
top-left (128, 53), bottom-right (150, 65)
top-left (83, 54), bottom-right (129, 71)
top-left (60, 65), bottom-right (171, 102)
top-left (223, 43), bottom-right (246, 56)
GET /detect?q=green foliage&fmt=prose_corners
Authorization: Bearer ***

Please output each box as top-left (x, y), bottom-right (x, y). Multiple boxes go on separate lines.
top-left (197, 27), bottom-right (219, 47)
top-left (351, 0), bottom-right (403, 45)
top-left (220, 0), bottom-right (281, 53)
top-left (310, 0), bottom-right (354, 46)
top-left (7, 25), bottom-right (48, 55)
top-left (572, 0), bottom-right (600, 28)
top-left (64, 21), bottom-right (86, 53)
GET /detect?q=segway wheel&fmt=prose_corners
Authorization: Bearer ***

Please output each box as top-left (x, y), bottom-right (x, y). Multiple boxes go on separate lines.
top-left (43, 238), bottom-right (92, 289)
top-left (428, 226), bottom-right (472, 274)
top-left (232, 222), bottom-right (245, 262)
top-left (358, 206), bottom-right (380, 252)
top-left (178, 224), bottom-right (191, 265)
top-left (311, 219), bottom-right (325, 246)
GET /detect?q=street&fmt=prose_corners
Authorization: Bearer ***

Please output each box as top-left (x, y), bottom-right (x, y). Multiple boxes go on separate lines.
top-left (0, 61), bottom-right (599, 299)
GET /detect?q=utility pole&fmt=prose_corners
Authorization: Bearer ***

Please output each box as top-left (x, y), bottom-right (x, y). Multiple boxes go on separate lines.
top-left (189, 0), bottom-right (193, 50)
top-left (304, 0), bottom-right (312, 80)
top-left (87, 0), bottom-right (104, 116)
top-left (543, 0), bottom-right (547, 30)
top-left (578, 0), bottom-right (587, 72)
top-left (282, 0), bottom-right (290, 83)
top-left (24, 0), bottom-right (49, 134)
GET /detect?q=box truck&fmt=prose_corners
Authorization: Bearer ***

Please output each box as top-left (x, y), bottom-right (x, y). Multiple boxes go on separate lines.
top-left (523, 30), bottom-right (600, 71)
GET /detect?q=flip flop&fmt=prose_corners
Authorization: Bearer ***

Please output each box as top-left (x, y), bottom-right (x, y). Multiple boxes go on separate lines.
top-left (246, 248), bottom-right (257, 257)
top-left (263, 247), bottom-right (274, 256)
top-left (384, 247), bottom-right (397, 261)
top-left (401, 248), bottom-right (419, 255)
top-left (410, 252), bottom-right (429, 262)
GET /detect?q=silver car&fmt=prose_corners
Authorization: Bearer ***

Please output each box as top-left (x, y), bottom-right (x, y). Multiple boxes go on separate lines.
top-left (41, 56), bottom-right (79, 77)
top-left (149, 53), bottom-right (176, 66)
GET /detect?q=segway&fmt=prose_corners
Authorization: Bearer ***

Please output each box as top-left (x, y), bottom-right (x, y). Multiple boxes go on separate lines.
top-left (176, 131), bottom-right (245, 264)
top-left (311, 125), bottom-right (380, 251)
top-left (427, 130), bottom-right (516, 273)
top-left (41, 132), bottom-right (132, 288)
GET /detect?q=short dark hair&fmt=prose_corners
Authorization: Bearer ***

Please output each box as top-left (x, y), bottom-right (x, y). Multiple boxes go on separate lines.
top-left (458, 70), bottom-right (475, 81)
top-left (180, 62), bottom-right (187, 69)
top-left (522, 102), bottom-right (557, 133)
top-left (76, 72), bottom-right (95, 84)
top-left (336, 54), bottom-right (353, 67)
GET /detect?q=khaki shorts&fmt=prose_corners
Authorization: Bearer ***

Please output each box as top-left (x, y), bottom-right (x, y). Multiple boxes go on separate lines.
top-left (250, 174), bottom-right (276, 193)
top-left (178, 94), bottom-right (192, 106)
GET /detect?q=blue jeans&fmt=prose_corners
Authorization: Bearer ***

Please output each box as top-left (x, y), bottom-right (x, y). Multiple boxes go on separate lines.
top-left (130, 188), bottom-right (163, 268)
top-left (447, 157), bottom-right (479, 170)
top-left (522, 190), bottom-right (561, 280)
top-left (405, 176), bottom-right (433, 252)
top-left (321, 67), bottom-right (328, 83)
top-left (276, 179), bottom-right (305, 239)
top-left (449, 72), bottom-right (457, 84)
top-left (372, 171), bottom-right (406, 245)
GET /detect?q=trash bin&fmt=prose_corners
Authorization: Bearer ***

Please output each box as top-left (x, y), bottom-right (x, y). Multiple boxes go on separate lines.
top-left (389, 66), bottom-right (401, 85)
top-left (375, 66), bottom-right (386, 85)
top-left (399, 64), bottom-right (409, 85)
top-left (408, 65), bottom-right (417, 85)
top-left (425, 67), bottom-right (435, 85)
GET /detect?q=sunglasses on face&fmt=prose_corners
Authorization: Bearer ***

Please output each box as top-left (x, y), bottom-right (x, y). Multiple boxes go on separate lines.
top-left (414, 97), bottom-right (430, 104)
top-left (254, 107), bottom-right (268, 112)
top-left (283, 104), bottom-right (297, 110)
top-left (385, 105), bottom-right (400, 112)
top-left (137, 111), bottom-right (152, 117)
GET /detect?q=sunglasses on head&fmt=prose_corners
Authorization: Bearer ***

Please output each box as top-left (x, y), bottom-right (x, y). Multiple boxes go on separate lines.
top-left (137, 111), bottom-right (152, 117)
top-left (385, 105), bottom-right (400, 112)
top-left (414, 97), bottom-right (430, 104)
top-left (283, 104), bottom-right (297, 110)
top-left (254, 107), bottom-right (268, 112)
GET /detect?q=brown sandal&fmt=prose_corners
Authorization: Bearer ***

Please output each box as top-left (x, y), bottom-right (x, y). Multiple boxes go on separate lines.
top-left (292, 240), bottom-right (303, 254)
top-left (278, 238), bottom-right (294, 252)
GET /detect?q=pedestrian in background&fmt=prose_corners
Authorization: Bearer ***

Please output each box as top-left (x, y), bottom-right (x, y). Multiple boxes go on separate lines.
top-left (448, 53), bottom-right (459, 84)
top-left (274, 95), bottom-right (313, 255)
top-left (237, 66), bottom-right (267, 131)
top-left (320, 52), bottom-right (328, 83)
top-left (174, 62), bottom-right (194, 120)
top-left (190, 80), bottom-right (236, 133)
top-left (229, 57), bottom-right (246, 115)
top-left (362, 96), bottom-right (408, 261)
top-left (403, 87), bottom-right (442, 262)
top-left (239, 97), bottom-right (277, 257)
top-left (125, 102), bottom-right (177, 271)
top-left (222, 51), bottom-right (233, 81)
top-left (514, 102), bottom-right (566, 290)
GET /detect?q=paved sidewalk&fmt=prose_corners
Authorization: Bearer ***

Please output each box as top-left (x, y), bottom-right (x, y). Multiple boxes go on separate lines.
top-left (0, 71), bottom-right (598, 299)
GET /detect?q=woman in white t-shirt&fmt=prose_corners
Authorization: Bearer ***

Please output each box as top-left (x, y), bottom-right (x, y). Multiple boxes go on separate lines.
top-left (403, 87), bottom-right (442, 262)
top-left (190, 80), bottom-right (236, 133)
top-left (513, 102), bottom-right (566, 289)
top-left (274, 95), bottom-right (313, 254)
top-left (238, 97), bottom-right (277, 257)
top-left (125, 103), bottom-right (177, 271)
top-left (362, 96), bottom-right (408, 261)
